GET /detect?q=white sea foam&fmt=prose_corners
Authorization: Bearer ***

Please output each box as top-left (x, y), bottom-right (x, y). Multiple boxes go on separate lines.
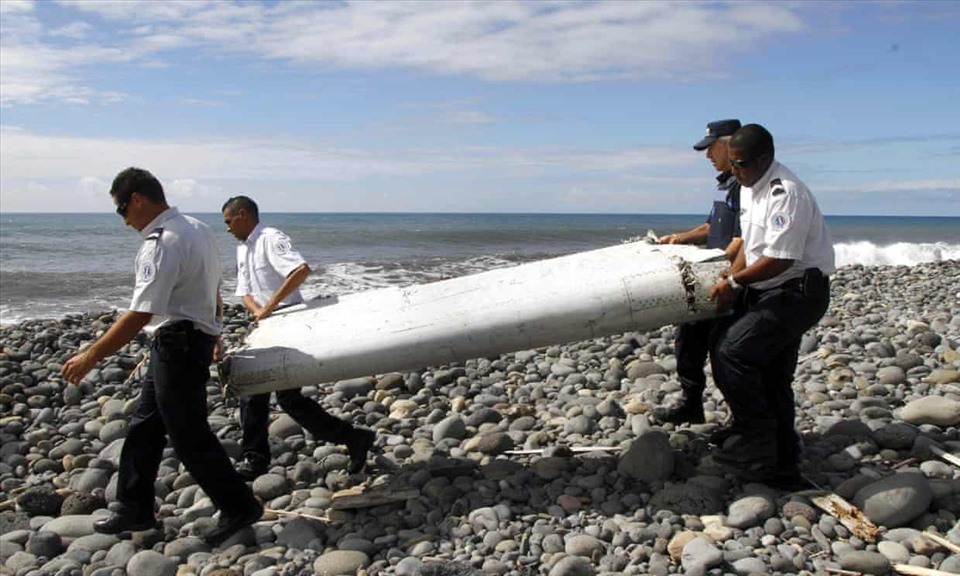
top-left (833, 241), bottom-right (960, 267)
top-left (301, 255), bottom-right (523, 298)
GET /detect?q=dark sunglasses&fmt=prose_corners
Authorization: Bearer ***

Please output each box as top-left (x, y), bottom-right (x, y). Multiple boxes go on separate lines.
top-left (729, 157), bottom-right (756, 170)
top-left (730, 152), bottom-right (769, 170)
top-left (115, 196), bottom-right (131, 217)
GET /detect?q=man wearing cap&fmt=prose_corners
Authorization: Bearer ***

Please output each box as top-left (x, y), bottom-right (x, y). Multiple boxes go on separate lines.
top-left (706, 123), bottom-right (834, 488)
top-left (653, 119), bottom-right (743, 425)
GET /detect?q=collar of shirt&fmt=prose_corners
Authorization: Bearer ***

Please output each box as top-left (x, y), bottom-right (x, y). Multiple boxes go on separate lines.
top-left (139, 206), bottom-right (180, 239)
top-left (243, 223), bottom-right (265, 247)
top-left (741, 160), bottom-right (780, 197)
top-left (716, 172), bottom-right (737, 190)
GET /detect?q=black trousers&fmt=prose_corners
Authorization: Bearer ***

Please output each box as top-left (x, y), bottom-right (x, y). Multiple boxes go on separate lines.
top-left (117, 322), bottom-right (256, 516)
top-left (674, 319), bottom-right (715, 396)
top-left (240, 389), bottom-right (354, 464)
top-left (710, 275), bottom-right (830, 469)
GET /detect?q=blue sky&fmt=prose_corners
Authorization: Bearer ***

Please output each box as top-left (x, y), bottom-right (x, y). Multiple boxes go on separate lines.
top-left (1, 0), bottom-right (958, 216)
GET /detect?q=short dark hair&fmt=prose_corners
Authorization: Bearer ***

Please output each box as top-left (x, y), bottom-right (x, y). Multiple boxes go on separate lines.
top-left (110, 167), bottom-right (165, 204)
top-left (729, 123), bottom-right (775, 159)
top-left (221, 195), bottom-right (259, 219)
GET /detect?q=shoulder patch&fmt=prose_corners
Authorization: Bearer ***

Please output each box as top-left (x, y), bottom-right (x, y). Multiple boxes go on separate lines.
top-left (273, 236), bottom-right (292, 256)
top-left (145, 227), bottom-right (164, 241)
top-left (771, 211), bottom-right (790, 231)
top-left (137, 260), bottom-right (157, 283)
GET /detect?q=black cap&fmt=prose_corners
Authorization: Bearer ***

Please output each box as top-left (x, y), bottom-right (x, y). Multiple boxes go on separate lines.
top-left (693, 119), bottom-right (741, 151)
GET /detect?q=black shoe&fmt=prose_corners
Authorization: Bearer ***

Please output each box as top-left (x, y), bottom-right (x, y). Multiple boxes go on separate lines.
top-left (708, 424), bottom-right (736, 446)
top-left (93, 508), bottom-right (157, 534)
top-left (346, 427), bottom-right (376, 474)
top-left (236, 456), bottom-right (269, 481)
top-left (204, 502), bottom-right (263, 547)
top-left (712, 424), bottom-right (778, 469)
top-left (653, 397), bottom-right (705, 425)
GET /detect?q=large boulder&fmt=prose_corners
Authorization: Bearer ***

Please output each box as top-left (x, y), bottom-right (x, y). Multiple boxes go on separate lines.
top-left (853, 472), bottom-right (933, 528)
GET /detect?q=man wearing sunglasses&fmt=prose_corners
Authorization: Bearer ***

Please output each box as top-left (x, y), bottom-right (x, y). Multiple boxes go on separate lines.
top-left (705, 124), bottom-right (834, 489)
top-left (222, 196), bottom-right (375, 479)
top-left (61, 168), bottom-right (263, 546)
top-left (654, 119), bottom-right (744, 426)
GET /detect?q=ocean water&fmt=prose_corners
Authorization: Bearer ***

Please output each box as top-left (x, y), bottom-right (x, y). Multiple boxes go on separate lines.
top-left (1, 212), bottom-right (958, 324)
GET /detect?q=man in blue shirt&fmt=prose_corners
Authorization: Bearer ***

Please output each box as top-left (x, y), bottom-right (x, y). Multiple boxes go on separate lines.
top-left (654, 119), bottom-right (743, 425)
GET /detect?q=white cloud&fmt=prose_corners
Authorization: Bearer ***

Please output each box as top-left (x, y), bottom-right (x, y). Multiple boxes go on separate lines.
top-left (0, 127), bottom-right (694, 183)
top-left (816, 179), bottom-right (960, 194)
top-left (167, 179), bottom-right (221, 200)
top-left (2, 1), bottom-right (808, 106)
top-left (0, 126), bottom-right (700, 211)
top-left (77, 176), bottom-right (108, 199)
top-left (49, 21), bottom-right (92, 39)
top-left (0, 0), bottom-right (34, 14)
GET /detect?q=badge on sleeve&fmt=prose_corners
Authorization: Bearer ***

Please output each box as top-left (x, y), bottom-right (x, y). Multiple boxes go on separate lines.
top-left (138, 261), bottom-right (157, 283)
top-left (274, 237), bottom-right (292, 255)
top-left (771, 212), bottom-right (790, 231)
top-left (135, 237), bottom-right (159, 285)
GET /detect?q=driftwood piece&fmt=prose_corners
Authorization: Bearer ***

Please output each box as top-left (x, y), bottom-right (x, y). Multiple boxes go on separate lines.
top-left (329, 483), bottom-right (419, 510)
top-left (824, 568), bottom-right (862, 576)
top-left (893, 565), bottom-right (959, 576)
top-left (503, 446), bottom-right (623, 456)
top-left (810, 493), bottom-right (879, 543)
top-left (265, 508), bottom-right (332, 523)
top-left (121, 356), bottom-right (149, 387)
top-left (920, 530), bottom-right (960, 555)
top-left (891, 457), bottom-right (919, 470)
top-left (930, 445), bottom-right (960, 468)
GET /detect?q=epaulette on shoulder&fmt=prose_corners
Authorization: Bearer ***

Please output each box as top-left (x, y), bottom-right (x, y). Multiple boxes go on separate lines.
top-left (146, 227), bottom-right (164, 241)
top-left (770, 178), bottom-right (787, 197)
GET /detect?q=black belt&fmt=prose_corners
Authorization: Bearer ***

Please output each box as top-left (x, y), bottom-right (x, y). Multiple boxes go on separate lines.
top-left (777, 275), bottom-right (807, 293)
top-left (747, 268), bottom-right (825, 299)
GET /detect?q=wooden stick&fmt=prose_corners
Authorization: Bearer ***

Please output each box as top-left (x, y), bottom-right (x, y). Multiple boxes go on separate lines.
top-left (921, 530), bottom-right (960, 555)
top-left (504, 446), bottom-right (623, 456)
top-left (825, 568), bottom-right (862, 576)
top-left (891, 457), bottom-right (919, 470)
top-left (122, 356), bottom-right (149, 387)
top-left (893, 565), bottom-right (958, 576)
top-left (811, 493), bottom-right (879, 543)
top-left (930, 445), bottom-right (960, 468)
top-left (265, 508), bottom-right (332, 523)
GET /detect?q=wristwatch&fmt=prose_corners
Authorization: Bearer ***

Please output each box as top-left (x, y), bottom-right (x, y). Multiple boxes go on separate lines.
top-left (726, 276), bottom-right (743, 291)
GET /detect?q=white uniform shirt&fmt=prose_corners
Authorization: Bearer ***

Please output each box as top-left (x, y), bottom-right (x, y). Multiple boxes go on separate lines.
top-left (129, 207), bottom-right (223, 336)
top-left (235, 223), bottom-right (307, 307)
top-left (739, 160), bottom-right (835, 290)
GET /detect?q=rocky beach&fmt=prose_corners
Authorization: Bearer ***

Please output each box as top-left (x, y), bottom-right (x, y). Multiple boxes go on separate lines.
top-left (1, 260), bottom-right (959, 576)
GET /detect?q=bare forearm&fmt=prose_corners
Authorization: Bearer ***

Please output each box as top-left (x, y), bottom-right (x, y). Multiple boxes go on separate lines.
top-left (729, 255), bottom-right (793, 286)
top-left (241, 295), bottom-right (262, 316)
top-left (660, 223), bottom-right (710, 245)
top-left (87, 311), bottom-right (152, 362)
top-left (62, 311), bottom-right (152, 384)
top-left (725, 238), bottom-right (744, 266)
top-left (262, 264), bottom-right (310, 315)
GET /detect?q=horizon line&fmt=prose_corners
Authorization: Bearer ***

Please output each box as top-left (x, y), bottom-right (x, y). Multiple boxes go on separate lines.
top-left (1, 211), bottom-right (959, 218)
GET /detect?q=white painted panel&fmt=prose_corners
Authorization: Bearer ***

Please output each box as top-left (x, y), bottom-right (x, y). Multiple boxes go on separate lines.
top-left (222, 242), bottom-right (728, 396)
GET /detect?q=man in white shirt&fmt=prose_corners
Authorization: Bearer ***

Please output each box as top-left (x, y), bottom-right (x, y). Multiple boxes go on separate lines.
top-left (62, 168), bottom-right (262, 546)
top-left (706, 124), bottom-right (835, 489)
top-left (222, 196), bottom-right (375, 479)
